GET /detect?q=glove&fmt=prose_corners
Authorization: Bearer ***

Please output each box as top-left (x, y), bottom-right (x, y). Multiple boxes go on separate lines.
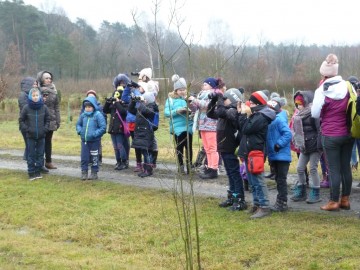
top-left (274, 144), bottom-right (280, 152)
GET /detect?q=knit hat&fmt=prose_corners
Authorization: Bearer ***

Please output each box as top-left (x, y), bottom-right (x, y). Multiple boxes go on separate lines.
top-left (148, 80), bottom-right (159, 96)
top-left (172, 74), bottom-right (187, 91)
top-left (142, 92), bottom-right (155, 104)
top-left (204, 77), bottom-right (218, 89)
top-left (138, 82), bottom-right (149, 93)
top-left (320, 53), bottom-right (339, 77)
top-left (261, 89), bottom-right (271, 99)
top-left (270, 92), bottom-right (287, 107)
top-left (249, 90), bottom-right (268, 105)
top-left (224, 88), bottom-right (244, 104)
top-left (267, 100), bottom-right (281, 112)
top-left (139, 68), bottom-right (152, 80)
top-left (86, 90), bottom-right (97, 97)
top-left (294, 95), bottom-right (305, 106)
top-left (83, 101), bottom-right (93, 108)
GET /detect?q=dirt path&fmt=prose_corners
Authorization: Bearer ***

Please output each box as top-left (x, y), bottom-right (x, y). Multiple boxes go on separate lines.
top-left (1, 149), bottom-right (360, 217)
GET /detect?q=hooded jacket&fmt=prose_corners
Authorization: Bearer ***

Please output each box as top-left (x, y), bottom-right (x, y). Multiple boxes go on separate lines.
top-left (311, 75), bottom-right (349, 136)
top-left (76, 96), bottom-right (106, 142)
top-left (18, 77), bottom-right (36, 114)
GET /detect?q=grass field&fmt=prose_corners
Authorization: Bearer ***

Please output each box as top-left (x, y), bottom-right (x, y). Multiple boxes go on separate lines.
top-left (0, 169), bottom-right (360, 269)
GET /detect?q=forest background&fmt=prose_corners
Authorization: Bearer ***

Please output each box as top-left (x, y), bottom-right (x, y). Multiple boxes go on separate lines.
top-left (1, 0), bottom-right (360, 107)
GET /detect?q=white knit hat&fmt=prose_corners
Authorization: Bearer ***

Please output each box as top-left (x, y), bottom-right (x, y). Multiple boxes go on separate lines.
top-left (139, 68), bottom-right (152, 80)
top-left (319, 54), bottom-right (339, 77)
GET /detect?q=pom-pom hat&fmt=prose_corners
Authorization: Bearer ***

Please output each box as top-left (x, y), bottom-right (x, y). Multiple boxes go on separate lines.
top-left (172, 74), bottom-right (187, 91)
top-left (249, 90), bottom-right (268, 105)
top-left (319, 54), bottom-right (339, 77)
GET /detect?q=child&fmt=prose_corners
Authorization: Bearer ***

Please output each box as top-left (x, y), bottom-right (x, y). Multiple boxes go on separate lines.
top-left (76, 96), bottom-right (106, 180)
top-left (19, 88), bottom-right (50, 180)
top-left (266, 99), bottom-right (292, 212)
top-left (188, 77), bottom-right (223, 179)
top-left (291, 91), bottom-right (322, 203)
top-left (164, 74), bottom-right (194, 174)
top-left (207, 88), bottom-right (248, 211)
top-left (237, 90), bottom-right (276, 218)
top-left (128, 89), bottom-right (159, 177)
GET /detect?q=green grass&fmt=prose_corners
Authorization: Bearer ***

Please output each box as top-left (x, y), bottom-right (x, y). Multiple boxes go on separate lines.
top-left (0, 169), bottom-right (360, 269)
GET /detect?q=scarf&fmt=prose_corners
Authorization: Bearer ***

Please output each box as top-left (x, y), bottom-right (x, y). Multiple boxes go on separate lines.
top-left (292, 105), bottom-right (312, 151)
top-left (28, 98), bottom-right (44, 110)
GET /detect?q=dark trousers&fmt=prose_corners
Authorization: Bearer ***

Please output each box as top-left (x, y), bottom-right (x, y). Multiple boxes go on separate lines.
top-left (175, 132), bottom-right (193, 167)
top-left (45, 131), bottom-right (53, 163)
top-left (111, 133), bottom-right (129, 162)
top-left (272, 160), bottom-right (290, 202)
top-left (141, 149), bottom-right (153, 165)
top-left (131, 131), bottom-right (142, 163)
top-left (27, 137), bottom-right (45, 174)
top-left (21, 130), bottom-right (28, 160)
top-left (81, 140), bottom-right (100, 172)
top-left (322, 135), bottom-right (354, 201)
top-left (221, 152), bottom-right (244, 198)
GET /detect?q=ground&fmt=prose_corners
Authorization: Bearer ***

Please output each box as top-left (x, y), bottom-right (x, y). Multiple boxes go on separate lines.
top-left (1, 149), bottom-right (360, 217)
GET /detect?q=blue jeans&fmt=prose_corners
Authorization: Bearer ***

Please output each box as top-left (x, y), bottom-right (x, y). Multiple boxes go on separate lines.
top-left (142, 149), bottom-right (153, 165)
top-left (221, 152), bottom-right (244, 198)
top-left (81, 140), bottom-right (100, 172)
top-left (245, 160), bottom-right (269, 207)
top-left (27, 137), bottom-right (45, 174)
top-left (322, 135), bottom-right (353, 201)
top-left (111, 134), bottom-right (130, 161)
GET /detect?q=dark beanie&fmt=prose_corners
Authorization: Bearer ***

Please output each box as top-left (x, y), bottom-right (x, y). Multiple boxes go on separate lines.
top-left (204, 77), bottom-right (218, 89)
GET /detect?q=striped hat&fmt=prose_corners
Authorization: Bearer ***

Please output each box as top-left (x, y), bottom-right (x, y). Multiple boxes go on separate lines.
top-left (249, 90), bottom-right (268, 105)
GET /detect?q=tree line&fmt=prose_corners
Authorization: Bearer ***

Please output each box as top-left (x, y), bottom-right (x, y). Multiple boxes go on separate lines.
top-left (1, 0), bottom-right (360, 99)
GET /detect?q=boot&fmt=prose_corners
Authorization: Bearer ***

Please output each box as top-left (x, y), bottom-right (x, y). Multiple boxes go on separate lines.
top-left (306, 187), bottom-right (322, 204)
top-left (248, 204), bottom-right (259, 214)
top-left (45, 162), bottom-right (57, 169)
top-left (270, 200), bottom-right (288, 212)
top-left (199, 168), bottom-right (218, 179)
top-left (133, 162), bottom-right (142, 172)
top-left (290, 184), bottom-right (307, 202)
top-left (178, 165), bottom-right (186, 175)
top-left (250, 207), bottom-right (271, 219)
top-left (81, 170), bottom-right (88, 181)
top-left (228, 194), bottom-right (248, 211)
top-left (340, 195), bottom-right (350, 210)
top-left (219, 190), bottom-right (233, 208)
top-left (138, 164), bottom-right (153, 178)
top-left (41, 166), bottom-right (49, 173)
top-left (320, 201), bottom-right (340, 211)
top-left (114, 160), bottom-right (121, 170)
top-left (89, 171), bottom-right (98, 180)
top-left (116, 160), bottom-right (128, 170)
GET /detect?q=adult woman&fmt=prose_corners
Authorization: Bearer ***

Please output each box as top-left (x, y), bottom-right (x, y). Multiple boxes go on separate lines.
top-left (311, 54), bottom-right (354, 211)
top-left (164, 74), bottom-right (193, 174)
top-left (37, 71), bottom-right (61, 170)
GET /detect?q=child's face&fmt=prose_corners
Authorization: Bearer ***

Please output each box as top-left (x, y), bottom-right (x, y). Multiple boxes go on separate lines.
top-left (224, 98), bottom-right (232, 106)
top-left (202, 82), bottom-right (212, 90)
top-left (85, 105), bottom-right (94, 112)
top-left (297, 104), bottom-right (304, 111)
top-left (249, 100), bottom-right (257, 108)
top-left (32, 81), bottom-right (38, 88)
top-left (176, 88), bottom-right (187, 97)
top-left (31, 91), bottom-right (40, 102)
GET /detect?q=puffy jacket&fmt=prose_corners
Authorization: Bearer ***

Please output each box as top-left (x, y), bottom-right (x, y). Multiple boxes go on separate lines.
top-left (76, 97), bottom-right (106, 142)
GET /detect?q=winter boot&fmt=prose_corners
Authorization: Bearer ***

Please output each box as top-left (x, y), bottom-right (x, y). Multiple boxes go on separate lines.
top-left (81, 170), bottom-right (88, 181)
top-left (134, 162), bottom-right (142, 172)
top-left (229, 194), bottom-right (248, 211)
top-left (290, 184), bottom-right (307, 202)
top-left (250, 207), bottom-right (271, 219)
top-left (89, 171), bottom-right (98, 180)
top-left (117, 160), bottom-right (128, 170)
top-left (114, 160), bottom-right (121, 170)
top-left (270, 200), bottom-right (288, 212)
top-left (178, 165), bottom-right (186, 175)
top-left (199, 168), bottom-right (218, 179)
top-left (248, 204), bottom-right (259, 214)
top-left (138, 164), bottom-right (153, 178)
top-left (340, 195), bottom-right (350, 210)
top-left (306, 188), bottom-right (322, 204)
top-left (219, 190), bottom-right (233, 208)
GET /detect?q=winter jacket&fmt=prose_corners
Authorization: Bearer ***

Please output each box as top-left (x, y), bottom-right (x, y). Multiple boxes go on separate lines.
top-left (311, 75), bottom-right (349, 136)
top-left (18, 77), bottom-right (36, 114)
top-left (238, 105), bottom-right (276, 159)
top-left (266, 112), bottom-right (292, 162)
top-left (206, 96), bottom-right (239, 153)
top-left (19, 97), bottom-right (50, 140)
top-left (164, 92), bottom-right (193, 136)
top-left (128, 100), bottom-right (159, 150)
top-left (76, 96), bottom-right (106, 142)
top-left (103, 98), bottom-right (128, 135)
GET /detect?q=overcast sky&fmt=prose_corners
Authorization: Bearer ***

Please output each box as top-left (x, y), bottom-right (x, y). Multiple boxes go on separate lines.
top-left (23, 0), bottom-right (360, 46)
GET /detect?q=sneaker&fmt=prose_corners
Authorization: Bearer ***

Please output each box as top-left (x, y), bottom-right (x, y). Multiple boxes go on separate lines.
top-left (28, 173), bottom-right (36, 181)
top-left (35, 172), bottom-right (43, 179)
top-left (270, 201), bottom-right (288, 212)
top-left (229, 200), bottom-right (248, 211)
top-left (250, 207), bottom-right (271, 219)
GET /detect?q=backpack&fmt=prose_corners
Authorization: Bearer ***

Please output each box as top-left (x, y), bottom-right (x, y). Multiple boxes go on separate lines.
top-left (346, 81), bottom-right (360, 138)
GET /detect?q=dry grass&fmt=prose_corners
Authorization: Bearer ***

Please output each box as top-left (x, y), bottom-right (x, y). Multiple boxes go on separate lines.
top-left (0, 169), bottom-right (360, 269)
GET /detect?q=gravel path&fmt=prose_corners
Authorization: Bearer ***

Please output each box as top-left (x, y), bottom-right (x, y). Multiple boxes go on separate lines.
top-left (1, 149), bottom-right (360, 217)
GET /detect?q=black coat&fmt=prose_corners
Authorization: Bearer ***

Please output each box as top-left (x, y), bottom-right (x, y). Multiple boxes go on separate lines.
top-left (128, 101), bottom-right (159, 150)
top-left (103, 100), bottom-right (128, 134)
top-left (207, 98), bottom-right (239, 153)
top-left (19, 104), bottom-right (50, 139)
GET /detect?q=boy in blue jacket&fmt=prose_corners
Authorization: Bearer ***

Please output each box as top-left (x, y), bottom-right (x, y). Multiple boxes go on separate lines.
top-left (76, 96), bottom-right (106, 180)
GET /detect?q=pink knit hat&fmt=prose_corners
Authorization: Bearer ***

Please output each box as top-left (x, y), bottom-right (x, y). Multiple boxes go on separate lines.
top-left (319, 54), bottom-right (339, 77)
